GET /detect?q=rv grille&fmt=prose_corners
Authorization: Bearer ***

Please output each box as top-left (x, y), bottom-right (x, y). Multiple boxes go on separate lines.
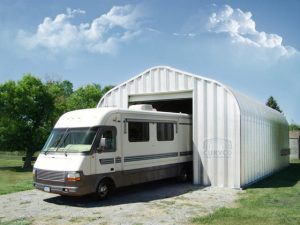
top-left (37, 169), bottom-right (65, 182)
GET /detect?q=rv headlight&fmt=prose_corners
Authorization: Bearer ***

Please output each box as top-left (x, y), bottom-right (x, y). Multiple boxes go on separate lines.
top-left (66, 172), bottom-right (81, 181)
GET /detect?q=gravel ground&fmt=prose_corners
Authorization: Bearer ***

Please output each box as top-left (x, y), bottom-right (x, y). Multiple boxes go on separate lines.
top-left (0, 180), bottom-right (242, 225)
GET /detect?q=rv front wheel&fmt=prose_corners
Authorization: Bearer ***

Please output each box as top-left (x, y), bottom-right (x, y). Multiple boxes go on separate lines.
top-left (96, 180), bottom-right (112, 200)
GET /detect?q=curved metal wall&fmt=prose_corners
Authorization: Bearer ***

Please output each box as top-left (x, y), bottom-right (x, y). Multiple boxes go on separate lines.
top-left (192, 80), bottom-right (240, 188)
top-left (98, 66), bottom-right (289, 188)
top-left (233, 91), bottom-right (289, 187)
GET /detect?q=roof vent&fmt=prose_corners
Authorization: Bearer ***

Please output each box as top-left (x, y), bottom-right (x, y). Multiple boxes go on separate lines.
top-left (129, 104), bottom-right (157, 111)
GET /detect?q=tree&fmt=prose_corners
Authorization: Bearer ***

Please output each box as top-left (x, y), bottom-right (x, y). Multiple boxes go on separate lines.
top-left (46, 80), bottom-right (73, 123)
top-left (102, 85), bottom-right (115, 95)
top-left (67, 84), bottom-right (113, 111)
top-left (289, 122), bottom-right (300, 131)
top-left (0, 75), bottom-right (113, 168)
top-left (266, 96), bottom-right (282, 113)
top-left (0, 75), bottom-right (54, 168)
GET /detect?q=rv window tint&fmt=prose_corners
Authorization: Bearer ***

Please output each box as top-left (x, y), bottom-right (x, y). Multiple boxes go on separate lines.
top-left (157, 123), bottom-right (174, 141)
top-left (128, 122), bottom-right (149, 142)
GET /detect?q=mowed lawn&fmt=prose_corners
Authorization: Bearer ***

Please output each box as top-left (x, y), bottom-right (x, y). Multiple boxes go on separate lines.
top-left (0, 153), bottom-right (33, 195)
top-left (192, 161), bottom-right (300, 225)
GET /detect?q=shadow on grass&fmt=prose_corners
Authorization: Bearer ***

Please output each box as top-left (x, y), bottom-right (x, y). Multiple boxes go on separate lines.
top-left (0, 166), bottom-right (33, 172)
top-left (44, 179), bottom-right (202, 208)
top-left (248, 162), bottom-right (300, 189)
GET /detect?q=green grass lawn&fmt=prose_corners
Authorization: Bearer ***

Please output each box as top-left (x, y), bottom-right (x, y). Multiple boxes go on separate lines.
top-left (0, 152), bottom-right (33, 195)
top-left (192, 161), bottom-right (300, 225)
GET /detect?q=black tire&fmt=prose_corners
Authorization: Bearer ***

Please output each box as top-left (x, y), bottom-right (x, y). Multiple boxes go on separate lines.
top-left (96, 179), bottom-right (113, 200)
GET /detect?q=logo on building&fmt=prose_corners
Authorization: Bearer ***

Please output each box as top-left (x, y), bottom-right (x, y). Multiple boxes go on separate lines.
top-left (203, 138), bottom-right (232, 158)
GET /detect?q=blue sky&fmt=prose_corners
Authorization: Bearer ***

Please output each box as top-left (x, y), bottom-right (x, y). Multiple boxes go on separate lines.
top-left (0, 0), bottom-right (299, 123)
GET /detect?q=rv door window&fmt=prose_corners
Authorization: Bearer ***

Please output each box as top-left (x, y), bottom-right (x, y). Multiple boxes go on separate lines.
top-left (128, 122), bottom-right (149, 142)
top-left (99, 128), bottom-right (116, 152)
top-left (157, 123), bottom-right (174, 141)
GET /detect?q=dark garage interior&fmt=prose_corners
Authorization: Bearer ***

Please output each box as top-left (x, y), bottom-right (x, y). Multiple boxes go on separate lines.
top-left (129, 98), bottom-right (193, 115)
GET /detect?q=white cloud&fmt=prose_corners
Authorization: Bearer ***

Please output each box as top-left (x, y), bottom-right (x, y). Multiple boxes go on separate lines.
top-left (207, 5), bottom-right (298, 56)
top-left (17, 5), bottom-right (142, 54)
top-left (173, 32), bottom-right (196, 37)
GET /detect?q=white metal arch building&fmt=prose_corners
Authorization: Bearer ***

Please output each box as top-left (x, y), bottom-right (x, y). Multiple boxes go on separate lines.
top-left (97, 66), bottom-right (289, 188)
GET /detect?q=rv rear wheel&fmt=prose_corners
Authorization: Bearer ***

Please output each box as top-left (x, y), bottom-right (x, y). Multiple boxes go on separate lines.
top-left (96, 179), bottom-right (113, 200)
top-left (177, 169), bottom-right (188, 182)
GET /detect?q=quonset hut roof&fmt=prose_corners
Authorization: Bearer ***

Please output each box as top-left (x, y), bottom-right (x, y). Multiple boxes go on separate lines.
top-left (98, 66), bottom-right (285, 124)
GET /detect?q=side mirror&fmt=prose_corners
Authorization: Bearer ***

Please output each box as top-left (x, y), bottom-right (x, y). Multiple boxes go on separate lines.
top-left (98, 137), bottom-right (106, 152)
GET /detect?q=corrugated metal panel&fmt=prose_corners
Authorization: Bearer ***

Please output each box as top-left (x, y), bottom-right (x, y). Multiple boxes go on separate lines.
top-left (97, 66), bottom-right (288, 189)
top-left (233, 91), bottom-right (289, 187)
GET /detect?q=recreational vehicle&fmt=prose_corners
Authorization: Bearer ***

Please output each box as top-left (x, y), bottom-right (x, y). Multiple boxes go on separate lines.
top-left (33, 104), bottom-right (192, 199)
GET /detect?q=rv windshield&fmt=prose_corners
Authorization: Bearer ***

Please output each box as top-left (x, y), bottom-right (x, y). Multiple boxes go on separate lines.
top-left (42, 127), bottom-right (98, 153)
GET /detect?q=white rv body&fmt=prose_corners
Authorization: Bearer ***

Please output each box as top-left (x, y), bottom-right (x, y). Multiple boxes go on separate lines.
top-left (33, 105), bottom-right (192, 196)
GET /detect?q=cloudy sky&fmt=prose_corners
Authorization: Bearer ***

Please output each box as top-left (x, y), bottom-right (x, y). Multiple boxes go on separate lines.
top-left (0, 0), bottom-right (299, 123)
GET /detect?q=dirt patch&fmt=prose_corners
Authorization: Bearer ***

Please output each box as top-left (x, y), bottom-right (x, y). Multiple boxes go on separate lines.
top-left (0, 180), bottom-right (242, 225)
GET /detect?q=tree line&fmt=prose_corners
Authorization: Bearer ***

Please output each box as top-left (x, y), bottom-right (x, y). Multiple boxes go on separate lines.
top-left (0, 74), bottom-right (113, 168)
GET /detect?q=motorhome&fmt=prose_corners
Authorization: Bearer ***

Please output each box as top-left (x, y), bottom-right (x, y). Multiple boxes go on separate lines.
top-left (33, 104), bottom-right (192, 199)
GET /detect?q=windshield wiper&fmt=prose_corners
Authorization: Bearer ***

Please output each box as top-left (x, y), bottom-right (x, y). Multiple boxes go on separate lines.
top-left (55, 129), bottom-right (69, 152)
top-left (45, 129), bottom-right (69, 155)
top-left (62, 132), bottom-right (70, 157)
top-left (44, 131), bottom-right (65, 155)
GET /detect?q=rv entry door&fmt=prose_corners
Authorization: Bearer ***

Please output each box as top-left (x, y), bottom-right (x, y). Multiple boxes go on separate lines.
top-left (95, 126), bottom-right (117, 174)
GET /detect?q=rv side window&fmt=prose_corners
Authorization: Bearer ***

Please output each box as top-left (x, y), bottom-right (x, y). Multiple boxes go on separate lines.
top-left (128, 122), bottom-right (149, 142)
top-left (157, 123), bottom-right (174, 141)
top-left (99, 127), bottom-right (116, 152)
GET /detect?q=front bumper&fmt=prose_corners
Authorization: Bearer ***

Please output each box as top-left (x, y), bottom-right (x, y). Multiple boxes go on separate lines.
top-left (33, 182), bottom-right (90, 196)
top-left (33, 169), bottom-right (95, 196)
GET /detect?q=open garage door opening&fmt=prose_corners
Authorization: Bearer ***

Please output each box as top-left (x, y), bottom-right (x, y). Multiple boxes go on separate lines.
top-left (129, 98), bottom-right (193, 115)
top-left (128, 91), bottom-right (193, 115)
